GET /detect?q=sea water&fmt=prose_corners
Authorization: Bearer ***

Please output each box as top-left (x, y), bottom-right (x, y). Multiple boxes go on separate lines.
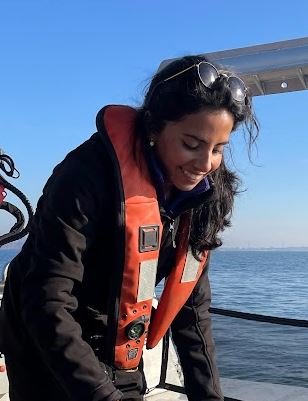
top-left (1, 249), bottom-right (307, 388)
top-left (210, 250), bottom-right (308, 388)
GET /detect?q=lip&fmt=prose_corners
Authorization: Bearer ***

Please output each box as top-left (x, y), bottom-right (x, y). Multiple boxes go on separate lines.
top-left (181, 168), bottom-right (205, 181)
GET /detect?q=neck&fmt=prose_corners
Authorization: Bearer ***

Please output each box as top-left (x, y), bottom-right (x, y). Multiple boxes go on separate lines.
top-left (163, 183), bottom-right (173, 202)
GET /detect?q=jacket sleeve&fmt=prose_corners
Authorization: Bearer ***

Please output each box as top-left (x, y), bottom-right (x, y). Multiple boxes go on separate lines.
top-left (19, 159), bottom-right (123, 401)
top-left (171, 255), bottom-right (224, 401)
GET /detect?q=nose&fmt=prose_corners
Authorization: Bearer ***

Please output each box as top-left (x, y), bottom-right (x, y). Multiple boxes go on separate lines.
top-left (193, 151), bottom-right (212, 174)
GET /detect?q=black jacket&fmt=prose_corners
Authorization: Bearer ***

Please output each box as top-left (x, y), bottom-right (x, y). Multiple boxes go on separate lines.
top-left (1, 109), bottom-right (223, 401)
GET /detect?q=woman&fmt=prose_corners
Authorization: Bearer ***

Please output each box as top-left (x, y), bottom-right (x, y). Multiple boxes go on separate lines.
top-left (1, 55), bottom-right (259, 401)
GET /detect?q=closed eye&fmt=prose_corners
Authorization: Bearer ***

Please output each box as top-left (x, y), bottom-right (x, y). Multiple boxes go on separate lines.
top-left (213, 147), bottom-right (224, 154)
top-left (182, 141), bottom-right (199, 150)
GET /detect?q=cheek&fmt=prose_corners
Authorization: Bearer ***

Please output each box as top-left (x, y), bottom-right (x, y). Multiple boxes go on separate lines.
top-left (158, 146), bottom-right (178, 173)
top-left (165, 145), bottom-right (186, 165)
top-left (211, 156), bottom-right (223, 172)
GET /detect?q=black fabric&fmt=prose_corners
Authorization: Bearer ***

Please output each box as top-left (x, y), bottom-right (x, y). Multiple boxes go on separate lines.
top-left (172, 260), bottom-right (223, 400)
top-left (2, 131), bottom-right (124, 401)
top-left (1, 106), bottom-right (222, 401)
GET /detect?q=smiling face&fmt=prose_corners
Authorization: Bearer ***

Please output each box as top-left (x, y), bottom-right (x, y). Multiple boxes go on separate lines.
top-left (154, 109), bottom-right (234, 192)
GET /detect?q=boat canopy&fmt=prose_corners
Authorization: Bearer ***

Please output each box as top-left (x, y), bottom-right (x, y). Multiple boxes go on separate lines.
top-left (158, 37), bottom-right (308, 96)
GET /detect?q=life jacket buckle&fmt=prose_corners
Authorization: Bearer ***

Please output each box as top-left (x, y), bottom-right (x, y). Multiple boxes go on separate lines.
top-left (139, 225), bottom-right (160, 252)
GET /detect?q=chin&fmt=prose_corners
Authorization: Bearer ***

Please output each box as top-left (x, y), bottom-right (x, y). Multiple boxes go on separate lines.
top-left (175, 183), bottom-right (199, 192)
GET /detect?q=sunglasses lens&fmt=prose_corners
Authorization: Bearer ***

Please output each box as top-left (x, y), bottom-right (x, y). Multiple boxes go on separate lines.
top-left (227, 76), bottom-right (246, 102)
top-left (198, 62), bottom-right (219, 88)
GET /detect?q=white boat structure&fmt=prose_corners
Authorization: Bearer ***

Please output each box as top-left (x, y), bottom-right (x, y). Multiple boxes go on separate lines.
top-left (160, 36), bottom-right (308, 97)
top-left (1, 37), bottom-right (308, 400)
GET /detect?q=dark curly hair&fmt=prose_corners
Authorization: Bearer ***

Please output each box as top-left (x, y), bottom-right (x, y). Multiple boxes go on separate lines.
top-left (135, 55), bottom-right (259, 256)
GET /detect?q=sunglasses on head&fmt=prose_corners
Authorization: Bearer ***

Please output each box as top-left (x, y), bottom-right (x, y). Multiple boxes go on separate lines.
top-left (161, 61), bottom-right (247, 103)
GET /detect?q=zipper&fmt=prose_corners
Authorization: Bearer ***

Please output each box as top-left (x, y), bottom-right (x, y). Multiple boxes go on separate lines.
top-left (169, 219), bottom-right (176, 248)
top-left (160, 210), bottom-right (177, 249)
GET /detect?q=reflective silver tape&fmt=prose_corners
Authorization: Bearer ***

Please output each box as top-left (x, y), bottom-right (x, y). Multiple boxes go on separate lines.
top-left (137, 259), bottom-right (158, 302)
top-left (181, 249), bottom-right (200, 283)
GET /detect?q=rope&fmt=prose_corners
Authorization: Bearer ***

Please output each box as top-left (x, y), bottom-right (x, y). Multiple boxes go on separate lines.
top-left (0, 150), bottom-right (20, 178)
top-left (0, 201), bottom-right (25, 232)
top-left (0, 151), bottom-right (34, 247)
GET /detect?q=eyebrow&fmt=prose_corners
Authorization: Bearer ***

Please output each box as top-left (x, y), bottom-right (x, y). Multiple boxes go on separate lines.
top-left (184, 134), bottom-right (229, 146)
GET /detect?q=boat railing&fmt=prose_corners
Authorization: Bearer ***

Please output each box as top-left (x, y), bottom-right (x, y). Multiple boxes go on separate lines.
top-left (152, 307), bottom-right (308, 401)
top-left (209, 307), bottom-right (308, 328)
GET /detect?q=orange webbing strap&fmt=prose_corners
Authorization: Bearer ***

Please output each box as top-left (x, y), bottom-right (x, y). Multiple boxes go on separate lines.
top-left (104, 106), bottom-right (162, 369)
top-left (146, 213), bottom-right (208, 349)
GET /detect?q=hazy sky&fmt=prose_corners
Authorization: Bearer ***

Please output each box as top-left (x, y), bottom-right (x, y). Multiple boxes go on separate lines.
top-left (1, 0), bottom-right (308, 248)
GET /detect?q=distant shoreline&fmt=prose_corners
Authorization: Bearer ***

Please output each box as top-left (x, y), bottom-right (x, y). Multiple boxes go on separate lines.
top-left (219, 247), bottom-right (308, 252)
top-left (1, 245), bottom-right (308, 252)
top-left (1, 236), bottom-right (308, 252)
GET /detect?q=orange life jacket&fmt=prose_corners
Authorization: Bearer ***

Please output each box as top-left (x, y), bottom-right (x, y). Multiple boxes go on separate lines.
top-left (101, 105), bottom-right (208, 369)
